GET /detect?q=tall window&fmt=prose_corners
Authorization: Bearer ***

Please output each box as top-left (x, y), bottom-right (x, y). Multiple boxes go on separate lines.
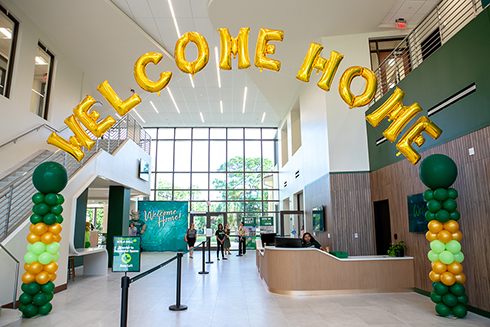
top-left (30, 42), bottom-right (54, 119)
top-left (0, 5), bottom-right (19, 98)
top-left (147, 127), bottom-right (279, 232)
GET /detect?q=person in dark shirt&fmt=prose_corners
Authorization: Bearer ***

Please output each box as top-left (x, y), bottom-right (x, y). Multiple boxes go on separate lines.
top-left (302, 232), bottom-right (325, 251)
top-left (215, 223), bottom-right (227, 260)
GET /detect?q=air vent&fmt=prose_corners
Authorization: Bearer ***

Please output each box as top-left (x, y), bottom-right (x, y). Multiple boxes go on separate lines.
top-left (283, 181), bottom-right (287, 188)
top-left (295, 170), bottom-right (300, 178)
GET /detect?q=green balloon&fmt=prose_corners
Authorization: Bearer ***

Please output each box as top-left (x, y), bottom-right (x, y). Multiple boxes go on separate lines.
top-left (38, 252), bottom-right (53, 265)
top-left (18, 304), bottom-right (26, 313)
top-left (419, 154), bottom-right (458, 189)
top-left (32, 292), bottom-right (48, 306)
top-left (446, 240), bottom-right (461, 254)
top-left (457, 294), bottom-right (469, 305)
top-left (439, 251), bottom-right (455, 264)
top-left (22, 303), bottom-right (38, 318)
top-left (428, 250), bottom-right (439, 262)
top-left (427, 200), bottom-right (442, 213)
top-left (44, 193), bottom-right (59, 206)
top-left (433, 188), bottom-right (448, 201)
top-left (46, 291), bottom-right (54, 302)
top-left (434, 282), bottom-right (449, 295)
top-left (452, 304), bottom-right (467, 318)
top-left (32, 193), bottom-right (45, 205)
top-left (52, 253), bottom-right (60, 262)
top-left (435, 210), bottom-right (450, 223)
top-left (435, 302), bottom-right (451, 316)
top-left (32, 162), bottom-right (68, 194)
top-left (56, 214), bottom-right (64, 224)
top-left (442, 293), bottom-right (458, 307)
top-left (31, 242), bottom-right (46, 255)
top-left (30, 214), bottom-right (43, 224)
top-left (448, 188), bottom-right (458, 199)
top-left (430, 240), bottom-right (445, 254)
top-left (442, 199), bottom-right (457, 212)
top-left (24, 252), bottom-right (38, 264)
top-left (85, 241), bottom-right (91, 248)
top-left (33, 203), bottom-right (50, 215)
top-left (454, 251), bottom-right (465, 263)
top-left (430, 292), bottom-right (442, 303)
top-left (450, 210), bottom-right (460, 221)
top-left (41, 281), bottom-right (55, 294)
top-left (449, 282), bottom-right (465, 296)
top-left (51, 205), bottom-right (63, 215)
top-left (43, 213), bottom-right (57, 225)
top-left (38, 302), bottom-right (53, 315)
top-left (19, 293), bottom-right (33, 305)
top-left (46, 242), bottom-right (60, 255)
top-left (26, 243), bottom-right (32, 252)
top-left (425, 211), bottom-right (436, 222)
top-left (423, 189), bottom-right (434, 201)
top-left (57, 194), bottom-right (65, 205)
top-left (24, 282), bottom-right (41, 295)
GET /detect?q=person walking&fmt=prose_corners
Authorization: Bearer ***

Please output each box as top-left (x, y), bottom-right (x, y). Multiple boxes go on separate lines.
top-left (223, 224), bottom-right (231, 255)
top-left (185, 223), bottom-right (197, 258)
top-left (215, 223), bottom-right (227, 260)
top-left (238, 222), bottom-right (246, 255)
top-left (128, 222), bottom-right (137, 236)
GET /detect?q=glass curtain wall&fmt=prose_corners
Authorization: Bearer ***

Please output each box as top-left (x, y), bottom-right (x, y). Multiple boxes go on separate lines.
top-left (147, 127), bottom-right (279, 235)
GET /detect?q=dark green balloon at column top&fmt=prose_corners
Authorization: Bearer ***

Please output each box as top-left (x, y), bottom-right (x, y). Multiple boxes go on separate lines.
top-left (32, 162), bottom-right (68, 194)
top-left (419, 154), bottom-right (457, 189)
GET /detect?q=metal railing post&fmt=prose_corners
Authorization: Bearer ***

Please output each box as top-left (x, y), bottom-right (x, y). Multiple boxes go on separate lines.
top-left (4, 185), bottom-right (13, 237)
top-left (169, 252), bottom-right (187, 311)
top-left (120, 275), bottom-right (130, 327)
top-left (198, 242), bottom-right (209, 275)
top-left (206, 237), bottom-right (213, 264)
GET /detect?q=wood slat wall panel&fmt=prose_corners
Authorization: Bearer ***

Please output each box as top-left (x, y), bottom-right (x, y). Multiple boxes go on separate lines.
top-left (369, 125), bottom-right (490, 312)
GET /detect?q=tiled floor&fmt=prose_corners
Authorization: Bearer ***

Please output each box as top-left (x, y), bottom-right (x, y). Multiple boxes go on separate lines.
top-left (20, 251), bottom-right (490, 327)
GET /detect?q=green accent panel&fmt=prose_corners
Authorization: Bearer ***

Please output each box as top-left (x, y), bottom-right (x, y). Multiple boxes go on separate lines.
top-left (329, 171), bottom-right (370, 175)
top-left (107, 186), bottom-right (131, 268)
top-left (366, 7), bottom-right (490, 171)
top-left (482, 0), bottom-right (490, 9)
top-left (74, 188), bottom-right (89, 267)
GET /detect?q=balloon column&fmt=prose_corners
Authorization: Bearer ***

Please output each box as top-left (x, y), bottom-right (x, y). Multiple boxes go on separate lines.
top-left (419, 154), bottom-right (468, 318)
top-left (19, 162), bottom-right (68, 318)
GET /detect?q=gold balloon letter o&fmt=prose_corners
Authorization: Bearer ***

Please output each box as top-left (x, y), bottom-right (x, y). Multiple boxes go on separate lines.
top-left (175, 32), bottom-right (210, 77)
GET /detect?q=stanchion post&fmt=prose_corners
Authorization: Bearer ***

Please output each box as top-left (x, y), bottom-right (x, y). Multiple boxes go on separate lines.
top-left (206, 237), bottom-right (213, 264)
top-left (169, 253), bottom-right (188, 311)
top-left (198, 242), bottom-right (209, 274)
top-left (236, 236), bottom-right (243, 257)
top-left (120, 274), bottom-right (130, 327)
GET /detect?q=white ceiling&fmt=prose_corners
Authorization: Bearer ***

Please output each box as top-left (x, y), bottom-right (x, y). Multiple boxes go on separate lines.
top-left (11, 0), bottom-right (437, 129)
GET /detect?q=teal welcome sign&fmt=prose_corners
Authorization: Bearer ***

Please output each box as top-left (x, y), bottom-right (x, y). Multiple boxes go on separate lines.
top-left (138, 201), bottom-right (188, 251)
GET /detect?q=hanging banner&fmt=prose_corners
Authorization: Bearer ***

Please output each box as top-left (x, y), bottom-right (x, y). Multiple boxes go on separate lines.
top-left (243, 216), bottom-right (256, 250)
top-left (137, 201), bottom-right (188, 251)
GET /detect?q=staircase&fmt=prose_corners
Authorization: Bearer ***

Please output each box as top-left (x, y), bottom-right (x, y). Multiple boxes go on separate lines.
top-left (0, 114), bottom-right (151, 243)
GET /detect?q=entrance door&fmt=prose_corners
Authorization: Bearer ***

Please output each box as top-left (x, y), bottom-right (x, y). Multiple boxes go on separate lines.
top-left (189, 212), bottom-right (207, 249)
top-left (373, 200), bottom-right (392, 255)
top-left (208, 212), bottom-right (227, 247)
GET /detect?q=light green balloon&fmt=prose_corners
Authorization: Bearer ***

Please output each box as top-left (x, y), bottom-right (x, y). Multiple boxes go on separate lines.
top-left (85, 231), bottom-right (90, 242)
top-left (26, 243), bottom-right (32, 252)
top-left (439, 251), bottom-right (455, 264)
top-left (31, 242), bottom-right (46, 255)
top-left (446, 240), bottom-right (461, 254)
top-left (46, 242), bottom-right (60, 255)
top-left (430, 240), bottom-right (445, 254)
top-left (51, 253), bottom-right (60, 262)
top-left (428, 250), bottom-right (439, 262)
top-left (454, 251), bottom-right (464, 263)
top-left (24, 252), bottom-right (38, 264)
top-left (38, 252), bottom-right (53, 265)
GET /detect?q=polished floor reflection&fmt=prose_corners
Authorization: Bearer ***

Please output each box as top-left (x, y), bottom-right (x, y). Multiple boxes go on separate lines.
top-left (20, 251), bottom-right (489, 327)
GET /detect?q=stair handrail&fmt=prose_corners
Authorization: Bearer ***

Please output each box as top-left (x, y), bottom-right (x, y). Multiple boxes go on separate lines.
top-left (0, 124), bottom-right (68, 150)
top-left (0, 243), bottom-right (19, 309)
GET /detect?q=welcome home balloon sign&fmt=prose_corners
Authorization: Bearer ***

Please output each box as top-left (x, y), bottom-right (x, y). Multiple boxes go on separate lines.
top-left (47, 27), bottom-right (442, 165)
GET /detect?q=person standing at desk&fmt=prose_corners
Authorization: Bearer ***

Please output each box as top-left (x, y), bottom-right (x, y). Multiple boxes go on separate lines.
top-left (302, 232), bottom-right (325, 251)
top-left (216, 224), bottom-right (227, 260)
top-left (185, 223), bottom-right (197, 259)
top-left (238, 222), bottom-right (246, 255)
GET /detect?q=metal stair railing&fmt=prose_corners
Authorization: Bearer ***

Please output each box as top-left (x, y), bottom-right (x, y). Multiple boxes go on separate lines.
top-left (0, 114), bottom-right (151, 243)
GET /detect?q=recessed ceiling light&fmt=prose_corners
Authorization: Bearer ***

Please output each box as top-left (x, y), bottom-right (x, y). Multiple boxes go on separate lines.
top-left (167, 0), bottom-right (181, 38)
top-left (200, 112), bottom-right (204, 123)
top-left (35, 56), bottom-right (48, 65)
top-left (132, 108), bottom-right (146, 123)
top-left (0, 27), bottom-right (12, 39)
top-left (167, 88), bottom-right (180, 113)
top-left (220, 100), bottom-right (223, 113)
top-left (31, 89), bottom-right (44, 98)
top-left (242, 87), bottom-right (247, 113)
top-left (150, 101), bottom-right (159, 113)
top-left (261, 112), bottom-right (266, 123)
top-left (189, 75), bottom-right (195, 88)
top-left (215, 47), bottom-right (221, 88)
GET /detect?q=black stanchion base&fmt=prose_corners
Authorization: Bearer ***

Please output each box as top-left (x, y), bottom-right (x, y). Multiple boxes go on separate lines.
top-left (206, 261), bottom-right (214, 264)
top-left (236, 254), bottom-right (243, 257)
top-left (169, 304), bottom-right (188, 311)
top-left (198, 271), bottom-right (209, 274)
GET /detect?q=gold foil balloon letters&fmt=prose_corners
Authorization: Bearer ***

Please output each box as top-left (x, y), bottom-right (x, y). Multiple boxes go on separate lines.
top-left (134, 52), bottom-right (172, 96)
top-left (175, 31), bottom-right (210, 77)
top-left (218, 27), bottom-right (251, 70)
top-left (255, 28), bottom-right (284, 72)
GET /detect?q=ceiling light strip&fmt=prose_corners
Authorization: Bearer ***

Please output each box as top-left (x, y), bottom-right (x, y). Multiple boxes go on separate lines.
top-left (220, 100), bottom-right (223, 113)
top-left (261, 112), bottom-right (266, 123)
top-left (150, 101), bottom-right (159, 113)
top-left (167, 88), bottom-right (180, 113)
top-left (132, 109), bottom-right (146, 123)
top-left (0, 27), bottom-right (12, 39)
top-left (189, 75), bottom-right (195, 88)
top-left (200, 112), bottom-right (204, 123)
top-left (242, 87), bottom-right (247, 113)
top-left (167, 0), bottom-right (181, 38)
top-left (215, 47), bottom-right (221, 88)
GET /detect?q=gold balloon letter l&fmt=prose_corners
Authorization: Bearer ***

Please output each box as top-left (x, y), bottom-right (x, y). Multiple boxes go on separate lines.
top-left (255, 28), bottom-right (284, 72)
top-left (134, 52), bottom-right (172, 96)
top-left (396, 116), bottom-right (442, 164)
top-left (218, 27), bottom-right (251, 70)
top-left (97, 80), bottom-right (142, 116)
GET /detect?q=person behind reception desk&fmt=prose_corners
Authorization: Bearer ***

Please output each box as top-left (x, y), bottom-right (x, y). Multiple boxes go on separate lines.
top-left (302, 232), bottom-right (325, 251)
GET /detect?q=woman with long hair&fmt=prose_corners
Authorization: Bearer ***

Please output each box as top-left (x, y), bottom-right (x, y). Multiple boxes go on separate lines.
top-left (215, 223), bottom-right (227, 260)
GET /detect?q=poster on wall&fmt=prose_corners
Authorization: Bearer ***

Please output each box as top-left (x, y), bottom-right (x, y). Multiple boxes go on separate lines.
top-left (137, 201), bottom-right (188, 251)
top-left (407, 194), bottom-right (429, 233)
top-left (243, 216), bottom-right (256, 250)
top-left (259, 216), bottom-right (274, 233)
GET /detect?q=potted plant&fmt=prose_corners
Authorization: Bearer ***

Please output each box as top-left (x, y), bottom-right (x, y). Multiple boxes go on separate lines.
top-left (387, 241), bottom-right (406, 257)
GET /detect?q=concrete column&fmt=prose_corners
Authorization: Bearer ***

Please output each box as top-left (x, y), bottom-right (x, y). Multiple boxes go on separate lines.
top-left (107, 186), bottom-right (131, 267)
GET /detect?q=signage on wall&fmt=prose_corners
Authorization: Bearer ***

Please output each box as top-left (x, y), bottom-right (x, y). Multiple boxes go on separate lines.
top-left (112, 236), bottom-right (141, 272)
top-left (407, 193), bottom-right (429, 233)
top-left (243, 216), bottom-right (257, 250)
top-left (259, 216), bottom-right (273, 226)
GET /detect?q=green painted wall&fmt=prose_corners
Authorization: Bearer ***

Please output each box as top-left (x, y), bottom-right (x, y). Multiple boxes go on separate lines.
top-left (366, 7), bottom-right (490, 171)
top-left (106, 186), bottom-right (131, 268)
top-left (74, 188), bottom-right (89, 267)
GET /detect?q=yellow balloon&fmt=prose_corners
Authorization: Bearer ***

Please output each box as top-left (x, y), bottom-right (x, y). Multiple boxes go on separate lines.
top-left (338, 66), bottom-right (377, 108)
top-left (35, 271), bottom-right (51, 285)
top-left (64, 115), bottom-right (96, 150)
top-left (440, 272), bottom-right (456, 286)
top-left (218, 27), bottom-right (251, 70)
top-left (29, 224), bottom-right (35, 234)
top-left (432, 260), bottom-right (447, 274)
top-left (455, 273), bottom-right (466, 284)
top-left (428, 221), bottom-right (443, 234)
top-left (175, 32), bottom-right (209, 77)
top-left (426, 231), bottom-right (437, 242)
top-left (47, 132), bottom-right (85, 162)
top-left (41, 232), bottom-right (55, 245)
top-left (382, 104), bottom-right (422, 143)
top-left (22, 272), bottom-right (36, 284)
top-left (429, 270), bottom-right (440, 283)
top-left (49, 272), bottom-right (57, 282)
top-left (32, 223), bottom-right (48, 236)
top-left (24, 263), bottom-right (30, 271)
top-left (134, 52), bottom-right (172, 95)
top-left (49, 223), bottom-right (63, 235)
top-left (452, 231), bottom-right (463, 242)
top-left (443, 220), bottom-right (459, 234)
top-left (447, 262), bottom-right (463, 275)
top-left (27, 233), bottom-right (41, 244)
top-left (254, 28), bottom-right (284, 72)
top-left (366, 87), bottom-right (405, 127)
top-left (53, 233), bottom-right (62, 243)
top-left (96, 80), bottom-right (142, 117)
top-left (73, 95), bottom-right (116, 138)
top-left (28, 261), bottom-right (44, 275)
top-left (437, 230), bottom-right (453, 243)
top-left (44, 261), bottom-right (59, 274)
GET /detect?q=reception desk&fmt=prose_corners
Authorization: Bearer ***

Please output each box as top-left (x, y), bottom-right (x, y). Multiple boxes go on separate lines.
top-left (256, 247), bottom-right (414, 295)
